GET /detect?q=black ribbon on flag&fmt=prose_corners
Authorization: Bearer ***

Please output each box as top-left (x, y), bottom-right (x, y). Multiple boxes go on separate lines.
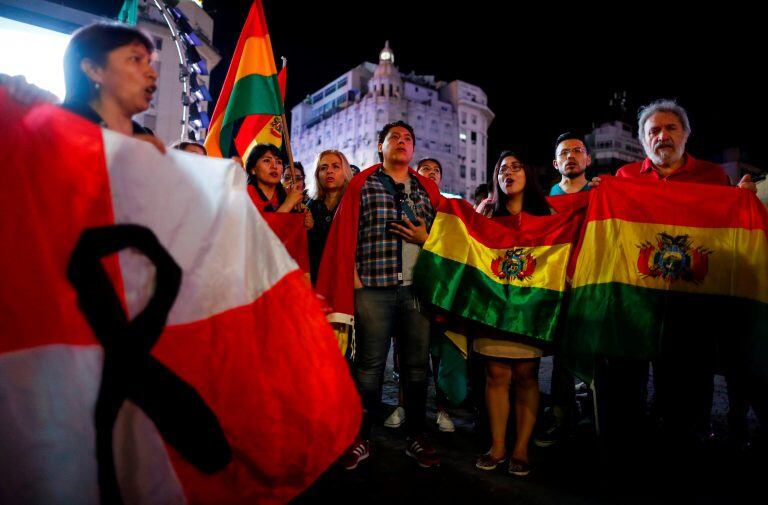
top-left (67, 225), bottom-right (231, 505)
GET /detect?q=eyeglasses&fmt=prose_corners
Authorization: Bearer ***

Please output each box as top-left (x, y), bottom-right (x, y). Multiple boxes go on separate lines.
top-left (283, 175), bottom-right (305, 182)
top-left (557, 147), bottom-right (586, 158)
top-left (500, 163), bottom-right (524, 174)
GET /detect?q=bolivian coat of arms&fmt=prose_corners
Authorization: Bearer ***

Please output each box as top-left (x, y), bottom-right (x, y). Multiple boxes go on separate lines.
top-left (490, 248), bottom-right (536, 281)
top-left (268, 116), bottom-right (283, 140)
top-left (637, 232), bottom-right (712, 283)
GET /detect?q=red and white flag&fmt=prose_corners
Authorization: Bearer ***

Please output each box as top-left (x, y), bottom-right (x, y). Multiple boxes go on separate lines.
top-left (0, 89), bottom-right (361, 504)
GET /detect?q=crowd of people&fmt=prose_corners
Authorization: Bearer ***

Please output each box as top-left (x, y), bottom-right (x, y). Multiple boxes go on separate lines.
top-left (2, 20), bottom-right (765, 483)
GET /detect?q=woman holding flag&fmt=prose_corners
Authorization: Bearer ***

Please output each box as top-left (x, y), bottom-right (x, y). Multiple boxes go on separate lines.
top-left (245, 144), bottom-right (314, 229)
top-left (474, 151), bottom-right (552, 477)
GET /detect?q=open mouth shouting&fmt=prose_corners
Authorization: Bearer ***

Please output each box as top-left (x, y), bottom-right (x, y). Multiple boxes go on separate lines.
top-left (144, 84), bottom-right (157, 101)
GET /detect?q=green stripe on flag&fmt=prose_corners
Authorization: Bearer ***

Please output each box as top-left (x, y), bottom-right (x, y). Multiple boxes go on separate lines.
top-left (220, 73), bottom-right (284, 155)
top-left (414, 251), bottom-right (564, 342)
top-left (562, 282), bottom-right (768, 381)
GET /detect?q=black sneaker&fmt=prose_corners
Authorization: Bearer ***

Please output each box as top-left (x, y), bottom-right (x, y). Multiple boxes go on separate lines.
top-left (339, 439), bottom-right (370, 470)
top-left (534, 416), bottom-right (563, 448)
top-left (405, 435), bottom-right (440, 468)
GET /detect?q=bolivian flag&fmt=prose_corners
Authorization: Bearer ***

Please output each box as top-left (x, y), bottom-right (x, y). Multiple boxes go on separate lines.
top-left (563, 176), bottom-right (768, 378)
top-left (414, 198), bottom-right (585, 344)
top-left (204, 0), bottom-right (285, 158)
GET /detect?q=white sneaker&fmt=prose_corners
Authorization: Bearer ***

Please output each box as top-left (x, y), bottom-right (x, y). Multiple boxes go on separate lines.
top-left (384, 406), bottom-right (406, 428)
top-left (436, 410), bottom-right (455, 433)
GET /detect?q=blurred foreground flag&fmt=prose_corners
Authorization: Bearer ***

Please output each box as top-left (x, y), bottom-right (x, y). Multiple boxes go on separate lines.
top-left (0, 89), bottom-right (360, 505)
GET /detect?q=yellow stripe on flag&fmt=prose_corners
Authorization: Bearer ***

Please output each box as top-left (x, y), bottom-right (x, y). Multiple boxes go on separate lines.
top-left (425, 212), bottom-right (571, 291)
top-left (444, 331), bottom-right (468, 359)
top-left (204, 115), bottom-right (224, 158)
top-left (571, 219), bottom-right (768, 303)
top-left (235, 36), bottom-right (279, 82)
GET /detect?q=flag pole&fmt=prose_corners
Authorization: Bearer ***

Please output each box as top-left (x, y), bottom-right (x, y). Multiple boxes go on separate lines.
top-left (282, 113), bottom-right (296, 182)
top-left (278, 57), bottom-right (297, 185)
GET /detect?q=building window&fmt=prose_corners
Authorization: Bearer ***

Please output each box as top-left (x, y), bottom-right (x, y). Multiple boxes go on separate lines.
top-left (460, 165), bottom-right (466, 178)
top-left (471, 131), bottom-right (477, 145)
top-left (338, 76), bottom-right (348, 87)
top-left (312, 92), bottom-right (323, 104)
top-left (472, 114), bottom-right (477, 125)
top-left (431, 120), bottom-right (438, 132)
top-left (461, 112), bottom-right (466, 124)
top-left (389, 84), bottom-right (393, 97)
top-left (324, 86), bottom-right (335, 97)
top-left (471, 167), bottom-right (476, 180)
top-left (444, 144), bottom-right (451, 153)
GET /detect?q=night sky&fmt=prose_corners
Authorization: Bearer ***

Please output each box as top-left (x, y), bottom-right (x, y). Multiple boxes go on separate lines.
top-left (64, 1), bottom-right (767, 174)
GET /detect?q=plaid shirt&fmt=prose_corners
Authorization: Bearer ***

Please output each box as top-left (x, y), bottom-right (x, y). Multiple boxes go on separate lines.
top-left (356, 167), bottom-right (435, 287)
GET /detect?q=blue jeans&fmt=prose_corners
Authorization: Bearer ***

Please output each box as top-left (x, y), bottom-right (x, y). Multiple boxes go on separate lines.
top-left (354, 285), bottom-right (430, 437)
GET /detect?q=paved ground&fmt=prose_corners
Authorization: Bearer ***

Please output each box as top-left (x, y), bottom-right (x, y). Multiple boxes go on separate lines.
top-left (294, 354), bottom-right (764, 504)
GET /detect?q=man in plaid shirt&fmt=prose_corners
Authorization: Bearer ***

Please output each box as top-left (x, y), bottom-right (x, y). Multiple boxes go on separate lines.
top-left (339, 121), bottom-right (442, 470)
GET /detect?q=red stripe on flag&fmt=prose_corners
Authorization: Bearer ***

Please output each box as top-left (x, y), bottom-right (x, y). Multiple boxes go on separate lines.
top-left (0, 91), bottom-right (124, 354)
top-left (208, 0), bottom-right (271, 130)
top-left (437, 197), bottom-right (586, 247)
top-left (152, 269), bottom-right (361, 504)
top-left (588, 176), bottom-right (768, 231)
top-left (262, 213), bottom-right (310, 273)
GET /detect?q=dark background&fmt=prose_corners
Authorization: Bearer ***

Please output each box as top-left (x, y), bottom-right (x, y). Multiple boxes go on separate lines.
top-left (60, 1), bottom-right (767, 173)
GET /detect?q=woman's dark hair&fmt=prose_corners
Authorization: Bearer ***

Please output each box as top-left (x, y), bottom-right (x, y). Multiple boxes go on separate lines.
top-left (246, 144), bottom-right (284, 172)
top-left (63, 22), bottom-right (154, 104)
top-left (490, 150), bottom-right (551, 216)
top-left (170, 140), bottom-right (208, 155)
top-left (417, 157), bottom-right (442, 174)
top-left (283, 161), bottom-right (305, 180)
top-left (245, 144), bottom-right (286, 203)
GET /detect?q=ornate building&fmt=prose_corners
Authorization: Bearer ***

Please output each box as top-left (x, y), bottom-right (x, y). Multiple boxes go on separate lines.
top-left (290, 42), bottom-right (494, 198)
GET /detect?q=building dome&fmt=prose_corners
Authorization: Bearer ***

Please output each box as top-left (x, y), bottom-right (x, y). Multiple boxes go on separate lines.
top-left (369, 41), bottom-right (402, 97)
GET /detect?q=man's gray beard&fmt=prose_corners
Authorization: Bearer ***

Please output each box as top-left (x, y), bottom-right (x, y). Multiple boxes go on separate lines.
top-left (646, 142), bottom-right (682, 166)
top-left (649, 150), bottom-right (677, 166)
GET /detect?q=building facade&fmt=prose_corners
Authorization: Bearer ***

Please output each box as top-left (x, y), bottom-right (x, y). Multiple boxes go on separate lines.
top-left (0, 0), bottom-right (218, 145)
top-left (290, 42), bottom-right (494, 198)
top-left (585, 120), bottom-right (645, 175)
top-left (133, 0), bottom-right (219, 144)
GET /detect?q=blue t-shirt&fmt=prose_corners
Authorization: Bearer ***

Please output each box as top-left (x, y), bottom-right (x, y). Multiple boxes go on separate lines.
top-left (549, 182), bottom-right (591, 196)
